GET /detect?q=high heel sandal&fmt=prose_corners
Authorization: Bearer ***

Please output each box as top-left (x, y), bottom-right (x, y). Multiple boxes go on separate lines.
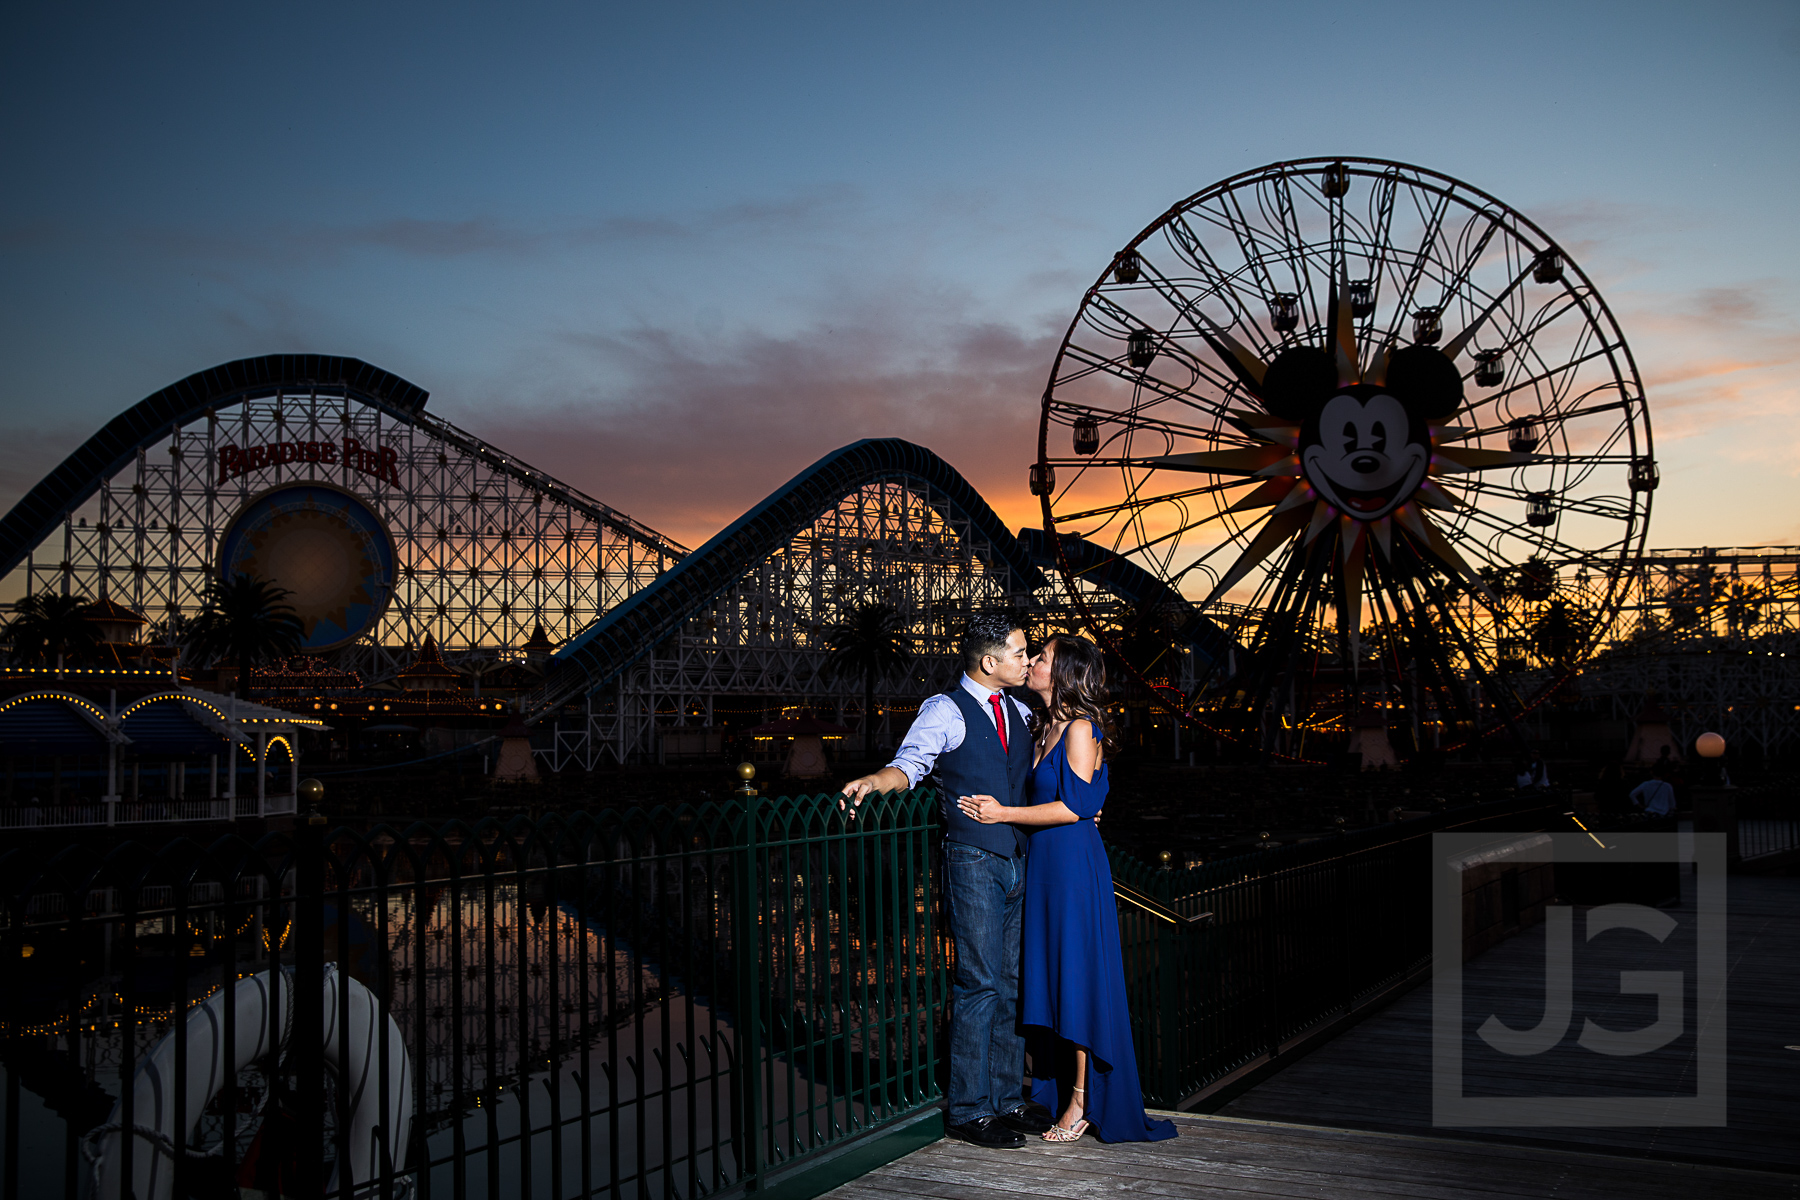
top-left (1041, 1086), bottom-right (1088, 1142)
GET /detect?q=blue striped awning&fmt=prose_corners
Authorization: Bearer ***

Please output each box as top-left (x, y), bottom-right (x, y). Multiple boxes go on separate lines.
top-left (0, 700), bottom-right (110, 755)
top-left (119, 701), bottom-right (228, 757)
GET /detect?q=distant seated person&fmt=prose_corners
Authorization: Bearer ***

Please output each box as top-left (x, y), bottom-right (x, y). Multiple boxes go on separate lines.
top-left (1514, 758), bottom-right (1550, 792)
top-left (1629, 773), bottom-right (1676, 817)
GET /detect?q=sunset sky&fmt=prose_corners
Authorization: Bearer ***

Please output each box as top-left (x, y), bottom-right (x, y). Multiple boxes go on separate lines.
top-left (2, 1), bottom-right (1796, 554)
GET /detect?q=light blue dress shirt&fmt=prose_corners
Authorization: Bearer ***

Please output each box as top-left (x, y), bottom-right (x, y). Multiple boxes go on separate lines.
top-left (1630, 778), bottom-right (1676, 816)
top-left (888, 674), bottom-right (1034, 789)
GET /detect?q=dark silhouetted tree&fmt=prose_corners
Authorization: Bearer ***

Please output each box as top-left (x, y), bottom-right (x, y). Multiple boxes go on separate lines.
top-left (823, 601), bottom-right (912, 759)
top-left (5, 592), bottom-right (101, 671)
top-left (187, 575), bottom-right (306, 699)
top-left (1530, 599), bottom-right (1592, 670)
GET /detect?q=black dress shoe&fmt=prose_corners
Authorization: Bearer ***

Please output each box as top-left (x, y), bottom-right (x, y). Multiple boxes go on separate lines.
top-left (997, 1102), bottom-right (1055, 1135)
top-left (945, 1115), bottom-right (1027, 1148)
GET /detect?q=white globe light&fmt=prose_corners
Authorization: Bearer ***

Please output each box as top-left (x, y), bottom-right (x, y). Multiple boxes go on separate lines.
top-left (1695, 732), bottom-right (1726, 759)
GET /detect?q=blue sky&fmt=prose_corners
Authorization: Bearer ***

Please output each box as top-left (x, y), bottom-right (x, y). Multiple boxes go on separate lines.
top-left (2, 0), bottom-right (1796, 548)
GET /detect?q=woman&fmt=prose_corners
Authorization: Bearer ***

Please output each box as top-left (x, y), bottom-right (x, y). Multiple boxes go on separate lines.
top-left (957, 635), bottom-right (1175, 1144)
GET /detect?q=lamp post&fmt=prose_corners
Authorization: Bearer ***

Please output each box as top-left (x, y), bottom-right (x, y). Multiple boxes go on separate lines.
top-left (298, 776), bottom-right (325, 811)
top-left (1692, 732), bottom-right (1738, 860)
top-left (1695, 731), bottom-right (1728, 788)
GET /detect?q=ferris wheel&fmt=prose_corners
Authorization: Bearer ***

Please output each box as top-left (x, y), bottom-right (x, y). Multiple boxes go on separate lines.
top-left (1035, 158), bottom-right (1655, 755)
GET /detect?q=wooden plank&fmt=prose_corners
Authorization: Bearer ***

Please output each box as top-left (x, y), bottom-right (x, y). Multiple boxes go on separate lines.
top-left (1220, 871), bottom-right (1800, 1171)
top-left (824, 1113), bottom-right (1799, 1200)
top-left (831, 871), bottom-right (1799, 1200)
top-left (1168, 1116), bottom-right (1793, 1197)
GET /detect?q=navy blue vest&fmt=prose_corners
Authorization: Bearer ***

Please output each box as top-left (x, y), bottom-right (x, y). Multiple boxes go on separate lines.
top-left (932, 687), bottom-right (1032, 856)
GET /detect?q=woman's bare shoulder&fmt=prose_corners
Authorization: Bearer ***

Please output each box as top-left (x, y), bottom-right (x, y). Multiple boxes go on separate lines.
top-left (1064, 718), bottom-right (1101, 767)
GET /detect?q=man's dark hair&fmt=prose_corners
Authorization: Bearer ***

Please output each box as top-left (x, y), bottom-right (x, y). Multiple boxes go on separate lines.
top-left (961, 613), bottom-right (1021, 673)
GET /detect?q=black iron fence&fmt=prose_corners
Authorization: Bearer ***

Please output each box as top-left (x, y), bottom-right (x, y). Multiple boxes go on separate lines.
top-left (1726, 787), bottom-right (1800, 862)
top-left (0, 790), bottom-right (947, 1200)
top-left (1111, 795), bottom-right (1564, 1110)
top-left (1, 789), bottom-right (1566, 1198)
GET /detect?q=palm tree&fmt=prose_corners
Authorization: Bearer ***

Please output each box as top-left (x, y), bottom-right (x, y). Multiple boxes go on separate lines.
top-left (823, 601), bottom-right (912, 759)
top-left (6, 592), bottom-right (101, 672)
top-left (186, 574), bottom-right (306, 699)
top-left (147, 609), bottom-right (193, 679)
top-left (1530, 599), bottom-right (1591, 671)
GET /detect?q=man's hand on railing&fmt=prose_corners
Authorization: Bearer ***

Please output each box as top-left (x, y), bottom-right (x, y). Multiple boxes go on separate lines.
top-left (839, 767), bottom-right (909, 815)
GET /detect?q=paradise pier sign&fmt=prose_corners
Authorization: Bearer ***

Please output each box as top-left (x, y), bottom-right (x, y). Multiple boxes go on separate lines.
top-left (217, 436), bottom-right (401, 489)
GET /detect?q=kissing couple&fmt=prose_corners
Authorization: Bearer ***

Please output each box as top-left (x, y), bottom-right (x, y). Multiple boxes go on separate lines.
top-left (842, 615), bottom-right (1176, 1147)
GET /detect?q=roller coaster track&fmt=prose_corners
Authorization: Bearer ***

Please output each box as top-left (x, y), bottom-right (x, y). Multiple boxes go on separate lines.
top-left (1016, 526), bottom-right (1238, 669)
top-left (0, 354), bottom-right (686, 580)
top-left (522, 438), bottom-right (1044, 721)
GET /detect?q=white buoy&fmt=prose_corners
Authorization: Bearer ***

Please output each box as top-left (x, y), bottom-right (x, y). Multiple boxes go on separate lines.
top-left (86, 964), bottom-right (411, 1200)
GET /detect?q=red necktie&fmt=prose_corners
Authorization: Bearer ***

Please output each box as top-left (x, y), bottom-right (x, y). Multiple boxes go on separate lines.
top-left (989, 693), bottom-right (1009, 754)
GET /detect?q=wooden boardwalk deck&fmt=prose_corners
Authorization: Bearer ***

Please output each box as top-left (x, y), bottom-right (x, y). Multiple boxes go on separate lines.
top-left (824, 1111), bottom-right (1798, 1199)
top-left (828, 852), bottom-right (1798, 1199)
top-left (1220, 869), bottom-right (1800, 1172)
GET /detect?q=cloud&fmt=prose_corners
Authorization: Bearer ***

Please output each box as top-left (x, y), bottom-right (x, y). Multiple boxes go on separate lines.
top-left (1524, 198), bottom-right (1691, 243)
top-left (445, 295), bottom-right (1059, 548)
top-left (0, 189), bottom-right (1076, 564)
top-left (10, 188), bottom-right (1793, 576)
top-left (1602, 278), bottom-right (1800, 546)
top-left (0, 297), bottom-right (1061, 570)
top-left (3, 185), bottom-right (869, 267)
top-left (1688, 285), bottom-right (1769, 326)
top-left (1624, 281), bottom-right (1800, 429)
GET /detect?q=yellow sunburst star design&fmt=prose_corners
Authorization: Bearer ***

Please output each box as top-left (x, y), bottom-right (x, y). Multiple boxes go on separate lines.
top-left (1145, 290), bottom-right (1537, 660)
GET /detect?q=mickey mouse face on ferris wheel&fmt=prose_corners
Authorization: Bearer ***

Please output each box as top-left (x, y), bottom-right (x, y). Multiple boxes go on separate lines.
top-left (1259, 344), bottom-right (1465, 523)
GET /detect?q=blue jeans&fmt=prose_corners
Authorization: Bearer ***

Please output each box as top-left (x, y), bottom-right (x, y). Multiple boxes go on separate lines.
top-left (943, 840), bottom-right (1027, 1125)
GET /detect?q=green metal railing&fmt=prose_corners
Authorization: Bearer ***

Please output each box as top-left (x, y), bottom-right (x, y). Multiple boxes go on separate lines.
top-left (732, 789), bottom-right (948, 1191)
top-left (1, 789), bottom-right (951, 1200)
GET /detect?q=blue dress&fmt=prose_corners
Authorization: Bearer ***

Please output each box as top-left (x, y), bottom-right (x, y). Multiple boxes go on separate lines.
top-left (1021, 726), bottom-right (1176, 1143)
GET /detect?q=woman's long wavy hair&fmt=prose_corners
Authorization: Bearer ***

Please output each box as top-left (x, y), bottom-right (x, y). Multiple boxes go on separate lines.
top-left (1037, 634), bottom-right (1116, 752)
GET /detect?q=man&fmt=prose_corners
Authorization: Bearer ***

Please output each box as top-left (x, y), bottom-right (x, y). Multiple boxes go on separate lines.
top-left (841, 614), bottom-right (1054, 1148)
top-left (1630, 771), bottom-right (1676, 817)
top-left (1515, 758), bottom-right (1550, 793)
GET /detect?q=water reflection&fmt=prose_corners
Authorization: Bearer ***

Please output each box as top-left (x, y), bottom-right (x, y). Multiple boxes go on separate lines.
top-left (5, 849), bottom-right (919, 1198)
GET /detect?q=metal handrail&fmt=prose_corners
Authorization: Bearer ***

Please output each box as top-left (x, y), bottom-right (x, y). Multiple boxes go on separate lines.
top-left (1113, 879), bottom-right (1212, 927)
